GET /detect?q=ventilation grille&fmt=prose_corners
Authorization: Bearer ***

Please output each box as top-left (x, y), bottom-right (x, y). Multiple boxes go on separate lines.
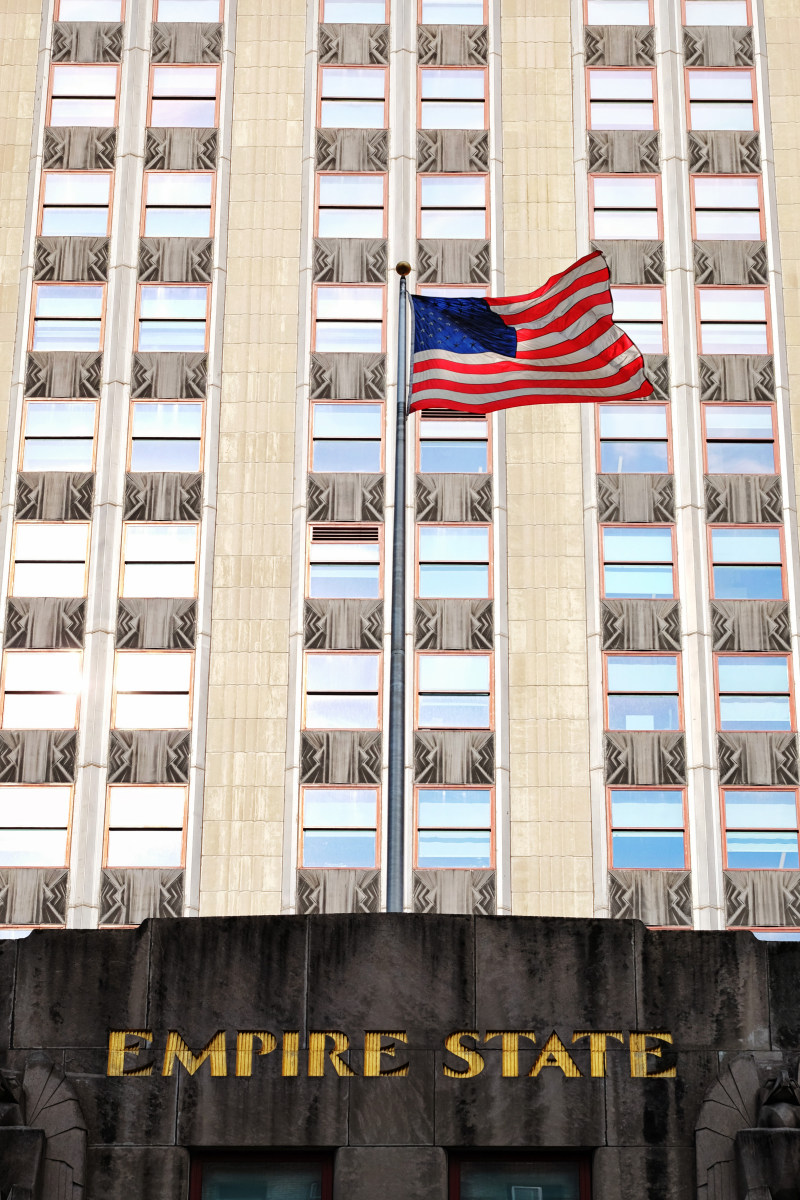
top-left (418, 408), bottom-right (487, 421)
top-left (311, 524), bottom-right (380, 543)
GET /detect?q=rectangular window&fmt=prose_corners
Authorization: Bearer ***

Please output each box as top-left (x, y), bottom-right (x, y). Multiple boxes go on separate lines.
top-left (319, 68), bottom-right (386, 129)
top-left (684, 1), bottom-right (751, 25)
top-left (591, 176), bottom-right (660, 240)
top-left (717, 655), bottom-right (793, 731)
top-left (602, 525), bottom-right (674, 599)
top-left (606, 654), bottom-right (680, 731)
top-left (697, 288), bottom-right (768, 354)
top-left (40, 172), bottom-right (111, 237)
top-left (451, 1158), bottom-right (589, 1200)
top-left (11, 523), bottom-right (90, 598)
top-left (143, 172), bottom-right (214, 237)
top-left (703, 404), bottom-right (776, 474)
top-left (317, 174), bottom-right (385, 238)
top-left (311, 402), bottom-right (382, 472)
top-left (105, 786), bottom-right (186, 868)
top-left (418, 409), bottom-right (489, 473)
top-left (419, 175), bottom-right (488, 239)
top-left (588, 68), bottom-right (656, 130)
top-left (587, 0), bottom-right (652, 20)
top-left (21, 401), bottom-right (96, 471)
top-left (0, 786), bottom-right (72, 868)
top-left (137, 285), bottom-right (208, 351)
top-left (193, 1161), bottom-right (333, 1200)
top-left (301, 788), bottom-right (378, 868)
top-left (57, 0), bottom-right (123, 17)
top-left (421, 0), bottom-right (485, 20)
top-left (419, 68), bottom-right (486, 130)
top-left (149, 66), bottom-right (219, 128)
top-left (418, 526), bottom-right (490, 598)
top-left (304, 653), bottom-right (380, 729)
top-left (691, 176), bottom-right (763, 240)
top-left (1, 651), bottom-right (82, 730)
top-left (323, 0), bottom-right (386, 18)
top-left (314, 286), bottom-right (383, 353)
top-left (129, 402), bottom-right (203, 472)
top-left (710, 527), bottom-right (783, 599)
top-left (48, 64), bottom-right (118, 127)
top-left (32, 285), bottom-right (104, 351)
top-left (417, 653), bottom-right (491, 729)
top-left (598, 403), bottom-right (668, 473)
top-left (609, 788), bottom-right (686, 869)
top-left (113, 651), bottom-right (193, 729)
top-left (155, 0), bottom-right (222, 17)
top-left (611, 287), bottom-right (665, 353)
top-left (724, 789), bottom-right (799, 869)
top-left (308, 525), bottom-right (381, 599)
top-left (687, 69), bottom-right (755, 131)
top-left (121, 524), bottom-right (198, 598)
top-left (416, 787), bottom-right (492, 868)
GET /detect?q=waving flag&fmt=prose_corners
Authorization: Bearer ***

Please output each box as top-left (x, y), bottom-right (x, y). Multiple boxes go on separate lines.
top-left (408, 250), bottom-right (654, 413)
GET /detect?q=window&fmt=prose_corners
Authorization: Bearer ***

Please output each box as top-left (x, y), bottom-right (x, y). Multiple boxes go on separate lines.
top-left (40, 172), bottom-right (111, 236)
top-left (32, 285), bottom-right (103, 351)
top-left (21, 401), bottom-right (96, 471)
top-left (48, 65), bottom-right (118, 127)
top-left (149, 66), bottom-right (219, 128)
top-left (304, 653), bottom-right (380, 729)
top-left (421, 0), bottom-right (485, 20)
top-left (317, 175), bottom-right (385, 238)
top-left (129, 402), bottom-right (203, 471)
top-left (691, 176), bottom-right (762, 240)
top-left (1, 651), bottom-right (81, 729)
top-left (609, 789), bottom-right (686, 869)
top-left (418, 409), bottom-right (489, 473)
top-left (301, 788), bottom-right (378, 868)
top-left (113, 652), bottom-right (193, 728)
top-left (310, 402), bottom-right (382, 471)
top-left (105, 786), bottom-right (186, 868)
top-left (137, 285), bottom-right (208, 351)
top-left (319, 68), bottom-right (386, 128)
top-left (684, 1), bottom-right (750, 25)
top-left (323, 0), bottom-right (386, 21)
top-left (703, 404), bottom-right (776, 473)
top-left (193, 1161), bottom-right (333, 1200)
top-left (11, 523), bottom-right (89, 598)
top-left (419, 176), bottom-right (488, 239)
top-left (587, 0), bottom-right (652, 20)
top-left (598, 403), bottom-right (668, 473)
top-left (602, 526), bottom-right (674, 598)
top-left (611, 287), bottom-right (664, 353)
top-left (314, 286), bottom-right (383, 352)
top-left (687, 69), bottom-right (755, 131)
top-left (416, 788), bottom-right (492, 868)
top-left (143, 173), bottom-right (214, 237)
top-left (420, 69), bottom-right (486, 130)
top-left (155, 0), bottom-right (222, 17)
top-left (710, 528), bottom-right (783, 599)
top-left (590, 176), bottom-right (660, 240)
top-left (588, 69), bottom-right (655, 130)
top-left (451, 1158), bottom-right (589, 1200)
top-left (418, 526), bottom-right (490, 598)
top-left (717, 655), bottom-right (792, 731)
top-left (56, 0), bottom-right (123, 16)
top-left (417, 653), bottom-right (491, 728)
top-left (418, 286), bottom-right (488, 297)
top-left (308, 526), bottom-right (381, 598)
top-left (697, 288), bottom-right (768, 354)
top-left (724, 790), bottom-right (799, 869)
top-left (606, 654), bottom-right (680, 731)
top-left (0, 786), bottom-right (71, 868)
top-left (121, 525), bottom-right (198, 598)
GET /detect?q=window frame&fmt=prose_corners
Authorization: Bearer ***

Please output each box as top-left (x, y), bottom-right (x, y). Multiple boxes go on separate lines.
top-left (416, 172), bottom-right (490, 240)
top-left (19, 399), bottom-right (99, 473)
top-left (714, 651), bottom-right (795, 732)
top-left (416, 522), bottom-right (493, 600)
top-left (682, 0), bottom-right (752, 26)
top-left (689, 173), bottom-right (764, 241)
top-left (685, 66), bottom-right (758, 133)
top-left (695, 285), bottom-right (771, 356)
top-left (55, 0), bottom-right (126, 16)
top-left (600, 522), bottom-right (677, 601)
top-left (102, 783), bottom-right (188, 870)
top-left (126, 399), bottom-right (206, 474)
top-left (299, 784), bottom-right (381, 870)
top-left (309, 399), bottom-right (385, 473)
top-left (29, 281), bottom-right (107, 352)
top-left (415, 408), bottom-right (491, 474)
top-left (120, 521), bottom-right (201, 599)
top-left (417, 65), bottom-right (489, 131)
top-left (603, 650), bottom-right (684, 733)
top-left (586, 66), bottom-right (658, 132)
top-left (321, 0), bottom-right (390, 23)
top-left (701, 400), bottom-right (777, 475)
top-left (312, 282), bottom-right (386, 354)
top-left (147, 63), bottom-right (222, 129)
top-left (317, 65), bottom-right (388, 129)
top-left (414, 784), bottom-right (494, 870)
top-left (414, 650), bottom-right (494, 731)
top-left (0, 649), bottom-right (82, 731)
top-left (10, 521), bottom-right (91, 599)
top-left (302, 649), bottom-right (383, 731)
top-left (135, 282), bottom-right (211, 353)
top-left (610, 283), bottom-right (668, 353)
top-left (189, 1155), bottom-right (334, 1200)
top-left (588, 173), bottom-right (663, 241)
top-left (449, 1154), bottom-right (592, 1200)
top-left (38, 169), bottom-right (114, 238)
top-left (314, 171), bottom-right (387, 239)
top-left (306, 522), bottom-right (384, 600)
top-left (607, 785), bottom-right (689, 871)
top-left (707, 523), bottom-right (785, 601)
top-left (140, 170), bottom-right (216, 238)
top-left (721, 786), bottom-right (800, 871)
top-left (0, 783), bottom-right (75, 870)
top-left (595, 400), bottom-right (671, 475)
top-left (418, 0), bottom-right (488, 20)
top-left (46, 62), bottom-right (121, 127)
top-left (154, 0), bottom-right (224, 17)
top-left (111, 649), bottom-right (195, 730)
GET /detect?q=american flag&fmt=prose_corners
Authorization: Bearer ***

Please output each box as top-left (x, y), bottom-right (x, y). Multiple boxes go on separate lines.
top-left (408, 250), bottom-right (654, 414)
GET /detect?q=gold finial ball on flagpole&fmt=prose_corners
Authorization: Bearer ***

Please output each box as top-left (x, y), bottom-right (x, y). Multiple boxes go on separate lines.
top-left (395, 261), bottom-right (412, 277)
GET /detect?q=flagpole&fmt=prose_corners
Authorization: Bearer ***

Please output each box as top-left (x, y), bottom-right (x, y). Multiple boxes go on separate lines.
top-left (387, 261), bottom-right (411, 913)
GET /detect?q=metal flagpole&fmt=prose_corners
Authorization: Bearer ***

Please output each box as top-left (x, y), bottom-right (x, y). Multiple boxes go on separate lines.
top-left (386, 261), bottom-right (412, 913)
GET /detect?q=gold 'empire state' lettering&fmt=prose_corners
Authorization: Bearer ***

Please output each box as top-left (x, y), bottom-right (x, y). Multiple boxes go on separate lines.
top-left (106, 1028), bottom-right (677, 1079)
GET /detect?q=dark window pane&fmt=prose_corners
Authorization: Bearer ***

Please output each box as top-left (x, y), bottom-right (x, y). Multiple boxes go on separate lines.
top-left (459, 1161), bottom-right (582, 1200)
top-left (201, 1162), bottom-right (325, 1200)
top-left (612, 830), bottom-right (685, 869)
top-left (713, 565), bottom-right (783, 600)
top-left (726, 832), bottom-right (799, 870)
